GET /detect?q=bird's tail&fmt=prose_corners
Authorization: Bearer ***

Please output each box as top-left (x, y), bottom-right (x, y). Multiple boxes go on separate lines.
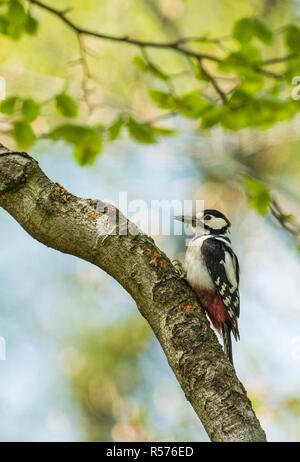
top-left (222, 326), bottom-right (233, 365)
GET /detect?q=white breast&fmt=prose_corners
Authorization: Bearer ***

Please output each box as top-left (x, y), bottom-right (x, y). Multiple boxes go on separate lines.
top-left (184, 236), bottom-right (214, 290)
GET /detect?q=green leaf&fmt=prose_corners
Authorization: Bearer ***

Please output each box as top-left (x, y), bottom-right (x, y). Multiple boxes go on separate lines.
top-left (221, 105), bottom-right (250, 130)
top-left (285, 25), bottom-right (300, 53)
top-left (127, 117), bottom-right (157, 144)
top-left (150, 90), bottom-right (212, 119)
top-left (233, 18), bottom-right (254, 45)
top-left (55, 93), bottom-right (78, 118)
top-left (201, 106), bottom-right (224, 129)
top-left (50, 124), bottom-right (102, 165)
top-left (0, 1), bottom-right (39, 38)
top-left (0, 96), bottom-right (18, 114)
top-left (248, 195), bottom-right (270, 216)
top-left (243, 175), bottom-right (271, 216)
top-left (233, 17), bottom-right (272, 45)
top-left (243, 176), bottom-right (266, 196)
top-left (239, 72), bottom-right (264, 93)
top-left (148, 90), bottom-right (177, 110)
top-left (285, 58), bottom-right (300, 81)
top-left (9, 0), bottom-right (26, 24)
top-left (148, 65), bottom-right (168, 81)
top-left (223, 92), bottom-right (298, 130)
top-left (73, 138), bottom-right (101, 166)
top-left (25, 14), bottom-right (39, 35)
top-left (108, 116), bottom-right (124, 141)
top-left (151, 126), bottom-right (178, 136)
top-left (283, 213), bottom-right (295, 222)
top-left (12, 121), bottom-right (36, 149)
top-left (195, 66), bottom-right (211, 82)
top-left (7, 0), bottom-right (27, 39)
top-left (219, 46), bottom-right (261, 75)
top-left (255, 96), bottom-right (297, 125)
top-left (0, 15), bottom-right (8, 35)
top-left (51, 124), bottom-right (85, 144)
top-left (178, 91), bottom-right (212, 118)
top-left (252, 18), bottom-right (273, 45)
top-left (133, 56), bottom-right (168, 81)
top-left (133, 56), bottom-right (149, 72)
top-left (21, 99), bottom-right (40, 122)
top-left (242, 45), bottom-right (262, 62)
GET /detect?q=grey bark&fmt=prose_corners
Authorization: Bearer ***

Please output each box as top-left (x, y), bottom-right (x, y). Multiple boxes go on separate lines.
top-left (0, 144), bottom-right (266, 442)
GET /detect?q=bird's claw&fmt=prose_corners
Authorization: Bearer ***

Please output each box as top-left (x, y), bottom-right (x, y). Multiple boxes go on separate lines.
top-left (172, 259), bottom-right (187, 279)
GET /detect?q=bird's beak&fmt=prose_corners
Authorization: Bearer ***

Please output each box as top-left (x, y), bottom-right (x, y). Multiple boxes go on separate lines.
top-left (174, 216), bottom-right (203, 228)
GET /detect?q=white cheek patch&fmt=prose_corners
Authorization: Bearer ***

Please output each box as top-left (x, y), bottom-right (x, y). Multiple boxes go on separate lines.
top-left (207, 217), bottom-right (227, 230)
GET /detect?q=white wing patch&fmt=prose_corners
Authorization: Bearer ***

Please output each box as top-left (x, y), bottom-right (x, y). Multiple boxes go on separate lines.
top-left (223, 296), bottom-right (231, 306)
top-left (223, 250), bottom-right (238, 289)
top-left (219, 283), bottom-right (227, 295)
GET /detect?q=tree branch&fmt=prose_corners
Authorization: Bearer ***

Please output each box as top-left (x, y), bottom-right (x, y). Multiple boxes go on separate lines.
top-left (197, 59), bottom-right (227, 104)
top-left (28, 0), bottom-right (220, 63)
top-left (259, 54), bottom-right (298, 65)
top-left (0, 144), bottom-right (266, 442)
top-left (27, 0), bottom-right (291, 105)
top-left (270, 198), bottom-right (300, 246)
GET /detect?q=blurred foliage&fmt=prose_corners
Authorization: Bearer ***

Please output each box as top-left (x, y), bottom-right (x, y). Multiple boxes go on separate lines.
top-left (0, 0), bottom-right (38, 40)
top-left (50, 123), bottom-right (103, 165)
top-left (0, 0), bottom-right (300, 168)
top-left (61, 317), bottom-right (154, 441)
top-left (233, 17), bottom-right (273, 45)
top-left (243, 175), bottom-right (271, 216)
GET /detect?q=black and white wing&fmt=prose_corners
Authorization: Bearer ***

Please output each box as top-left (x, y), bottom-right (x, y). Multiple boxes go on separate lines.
top-left (201, 237), bottom-right (240, 340)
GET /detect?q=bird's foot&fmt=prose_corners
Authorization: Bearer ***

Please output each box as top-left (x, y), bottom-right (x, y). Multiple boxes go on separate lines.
top-left (172, 259), bottom-right (187, 279)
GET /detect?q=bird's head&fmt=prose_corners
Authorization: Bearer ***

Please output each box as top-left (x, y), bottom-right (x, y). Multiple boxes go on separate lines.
top-left (174, 209), bottom-right (231, 236)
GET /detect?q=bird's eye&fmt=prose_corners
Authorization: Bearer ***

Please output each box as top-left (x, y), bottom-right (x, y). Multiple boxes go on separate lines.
top-left (204, 215), bottom-right (212, 220)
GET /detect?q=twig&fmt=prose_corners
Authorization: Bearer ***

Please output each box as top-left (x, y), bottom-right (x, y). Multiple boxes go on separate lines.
top-left (140, 48), bottom-right (176, 93)
top-left (27, 0), bottom-right (290, 99)
top-left (28, 0), bottom-right (221, 63)
top-left (77, 34), bottom-right (94, 112)
top-left (270, 199), bottom-right (300, 245)
top-left (146, 111), bottom-right (177, 124)
top-left (259, 54), bottom-right (297, 66)
top-left (197, 59), bottom-right (227, 104)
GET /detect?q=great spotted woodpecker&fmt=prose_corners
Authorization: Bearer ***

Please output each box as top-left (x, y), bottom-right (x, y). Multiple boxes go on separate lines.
top-left (174, 209), bottom-right (240, 365)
